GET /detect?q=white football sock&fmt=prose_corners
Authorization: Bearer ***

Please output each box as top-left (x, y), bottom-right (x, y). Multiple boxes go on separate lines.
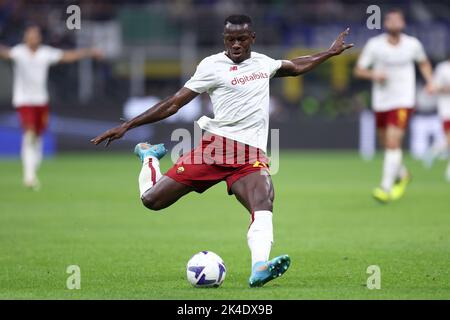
top-left (138, 156), bottom-right (162, 198)
top-left (397, 164), bottom-right (408, 180)
top-left (381, 149), bottom-right (402, 192)
top-left (21, 131), bottom-right (38, 185)
top-left (247, 210), bottom-right (273, 269)
top-left (34, 136), bottom-right (43, 170)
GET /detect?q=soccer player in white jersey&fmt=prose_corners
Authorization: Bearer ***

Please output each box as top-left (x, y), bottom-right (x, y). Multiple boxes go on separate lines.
top-left (354, 9), bottom-right (434, 203)
top-left (92, 15), bottom-right (353, 287)
top-left (0, 25), bottom-right (102, 190)
top-left (428, 58), bottom-right (450, 181)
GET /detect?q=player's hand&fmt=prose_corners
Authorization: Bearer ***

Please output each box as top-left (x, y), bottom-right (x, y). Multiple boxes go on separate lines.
top-left (425, 82), bottom-right (436, 95)
top-left (328, 27), bottom-right (354, 55)
top-left (91, 124), bottom-right (128, 147)
top-left (90, 48), bottom-right (104, 60)
top-left (372, 71), bottom-right (387, 84)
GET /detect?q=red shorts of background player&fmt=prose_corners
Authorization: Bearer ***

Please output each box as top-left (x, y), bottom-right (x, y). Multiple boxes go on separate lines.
top-left (443, 120), bottom-right (450, 132)
top-left (375, 108), bottom-right (414, 130)
top-left (16, 105), bottom-right (49, 135)
top-left (165, 131), bottom-right (270, 195)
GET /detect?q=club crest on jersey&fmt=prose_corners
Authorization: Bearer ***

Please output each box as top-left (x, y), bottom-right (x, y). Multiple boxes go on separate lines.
top-left (229, 65), bottom-right (238, 71)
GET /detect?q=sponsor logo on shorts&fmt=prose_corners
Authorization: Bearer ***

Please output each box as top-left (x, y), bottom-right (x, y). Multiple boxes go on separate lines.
top-left (253, 161), bottom-right (267, 168)
top-left (398, 109), bottom-right (407, 127)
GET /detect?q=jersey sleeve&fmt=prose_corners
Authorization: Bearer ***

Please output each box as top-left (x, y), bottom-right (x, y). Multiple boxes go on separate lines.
top-left (412, 39), bottom-right (427, 62)
top-left (9, 45), bottom-right (22, 61)
top-left (267, 57), bottom-right (283, 78)
top-left (184, 58), bottom-right (218, 94)
top-left (45, 46), bottom-right (64, 65)
top-left (357, 39), bottom-right (375, 69)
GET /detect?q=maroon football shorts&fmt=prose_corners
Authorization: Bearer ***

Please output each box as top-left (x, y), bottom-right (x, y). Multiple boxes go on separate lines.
top-left (165, 131), bottom-right (270, 195)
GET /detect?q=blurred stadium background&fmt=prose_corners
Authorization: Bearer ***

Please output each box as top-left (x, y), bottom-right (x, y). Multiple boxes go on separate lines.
top-left (0, 0), bottom-right (448, 157)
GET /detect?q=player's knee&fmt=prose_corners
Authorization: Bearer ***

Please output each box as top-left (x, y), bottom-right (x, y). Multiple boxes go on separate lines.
top-left (256, 199), bottom-right (273, 212)
top-left (141, 193), bottom-right (165, 211)
top-left (23, 130), bottom-right (37, 141)
top-left (384, 135), bottom-right (402, 149)
top-left (385, 140), bottom-right (401, 149)
top-left (254, 193), bottom-right (274, 212)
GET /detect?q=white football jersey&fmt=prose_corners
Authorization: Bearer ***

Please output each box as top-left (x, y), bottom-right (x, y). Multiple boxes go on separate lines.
top-left (10, 44), bottom-right (63, 107)
top-left (357, 33), bottom-right (427, 112)
top-left (433, 60), bottom-right (450, 121)
top-left (184, 51), bottom-right (282, 152)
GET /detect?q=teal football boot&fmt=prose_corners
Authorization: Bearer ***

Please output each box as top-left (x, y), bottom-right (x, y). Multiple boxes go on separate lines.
top-left (134, 142), bottom-right (167, 163)
top-left (249, 254), bottom-right (291, 287)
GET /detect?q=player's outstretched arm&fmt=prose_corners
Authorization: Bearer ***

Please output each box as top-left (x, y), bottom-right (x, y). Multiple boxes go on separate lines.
top-left (0, 45), bottom-right (11, 60)
top-left (418, 60), bottom-right (435, 93)
top-left (274, 28), bottom-right (354, 78)
top-left (59, 48), bottom-right (103, 63)
top-left (353, 66), bottom-right (386, 82)
top-left (91, 87), bottom-right (199, 146)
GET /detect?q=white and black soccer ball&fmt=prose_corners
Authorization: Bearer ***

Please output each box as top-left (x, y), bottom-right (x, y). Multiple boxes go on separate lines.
top-left (186, 251), bottom-right (226, 288)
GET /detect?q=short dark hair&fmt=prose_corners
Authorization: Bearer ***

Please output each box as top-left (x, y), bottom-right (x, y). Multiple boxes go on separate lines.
top-left (23, 23), bottom-right (42, 34)
top-left (385, 8), bottom-right (405, 18)
top-left (224, 14), bottom-right (252, 26)
top-left (24, 21), bottom-right (41, 30)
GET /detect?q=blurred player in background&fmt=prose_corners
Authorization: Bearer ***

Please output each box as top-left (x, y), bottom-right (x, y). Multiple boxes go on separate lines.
top-left (424, 57), bottom-right (450, 181)
top-left (354, 9), bottom-right (434, 203)
top-left (0, 25), bottom-right (102, 190)
top-left (92, 15), bottom-right (353, 287)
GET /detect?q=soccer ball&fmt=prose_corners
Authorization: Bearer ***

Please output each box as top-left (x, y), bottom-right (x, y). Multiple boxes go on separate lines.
top-left (186, 251), bottom-right (226, 288)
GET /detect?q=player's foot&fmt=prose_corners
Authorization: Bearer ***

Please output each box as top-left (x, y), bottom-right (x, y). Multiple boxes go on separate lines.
top-left (134, 142), bottom-right (167, 162)
top-left (391, 173), bottom-right (411, 201)
top-left (24, 178), bottom-right (40, 191)
top-left (423, 146), bottom-right (449, 168)
top-left (422, 149), bottom-right (436, 169)
top-left (372, 187), bottom-right (391, 204)
top-left (248, 254), bottom-right (290, 288)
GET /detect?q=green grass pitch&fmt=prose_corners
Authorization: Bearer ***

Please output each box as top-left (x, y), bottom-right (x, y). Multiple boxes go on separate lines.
top-left (0, 151), bottom-right (449, 299)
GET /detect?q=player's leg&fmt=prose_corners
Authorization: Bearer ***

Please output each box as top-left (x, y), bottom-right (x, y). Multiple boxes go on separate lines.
top-left (378, 128), bottom-right (409, 181)
top-left (376, 123), bottom-right (411, 202)
top-left (135, 142), bottom-right (194, 211)
top-left (230, 171), bottom-right (290, 287)
top-left (373, 123), bottom-right (391, 202)
top-left (377, 127), bottom-right (386, 145)
top-left (379, 122), bottom-right (409, 183)
top-left (231, 170), bottom-right (274, 213)
top-left (231, 171), bottom-right (274, 266)
top-left (141, 175), bottom-right (194, 210)
top-left (32, 107), bottom-right (48, 180)
top-left (421, 116), bottom-right (448, 168)
top-left (389, 109), bottom-right (413, 200)
top-left (379, 124), bottom-right (405, 194)
top-left (21, 129), bottom-right (39, 188)
top-left (17, 106), bottom-right (47, 190)
top-left (374, 109), bottom-right (411, 202)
